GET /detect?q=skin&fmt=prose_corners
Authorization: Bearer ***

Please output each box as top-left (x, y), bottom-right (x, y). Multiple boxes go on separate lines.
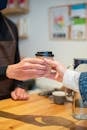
top-left (6, 58), bottom-right (47, 81)
top-left (6, 57), bottom-right (67, 100)
top-left (44, 58), bottom-right (67, 82)
top-left (11, 87), bottom-right (29, 100)
top-left (6, 57), bottom-right (48, 100)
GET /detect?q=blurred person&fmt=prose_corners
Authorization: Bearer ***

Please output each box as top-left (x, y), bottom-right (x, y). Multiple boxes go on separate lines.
top-left (45, 58), bottom-right (87, 104)
top-left (0, 0), bottom-right (47, 100)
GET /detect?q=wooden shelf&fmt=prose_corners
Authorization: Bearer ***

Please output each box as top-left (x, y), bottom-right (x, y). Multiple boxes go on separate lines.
top-left (19, 35), bottom-right (28, 39)
top-left (2, 7), bottom-right (29, 15)
top-left (2, 5), bottom-right (29, 40)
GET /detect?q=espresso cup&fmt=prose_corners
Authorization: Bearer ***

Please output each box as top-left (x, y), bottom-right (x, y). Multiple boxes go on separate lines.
top-left (52, 91), bottom-right (66, 105)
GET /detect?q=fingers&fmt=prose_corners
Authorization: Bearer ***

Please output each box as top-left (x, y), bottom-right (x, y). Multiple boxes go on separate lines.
top-left (45, 70), bottom-right (59, 80)
top-left (17, 58), bottom-right (47, 71)
top-left (21, 69), bottom-right (47, 76)
top-left (22, 58), bottom-right (46, 65)
top-left (8, 57), bottom-right (65, 81)
top-left (21, 63), bottom-right (47, 70)
top-left (20, 69), bottom-right (46, 80)
top-left (11, 91), bottom-right (17, 100)
top-left (11, 88), bottom-right (29, 100)
top-left (44, 58), bottom-right (57, 67)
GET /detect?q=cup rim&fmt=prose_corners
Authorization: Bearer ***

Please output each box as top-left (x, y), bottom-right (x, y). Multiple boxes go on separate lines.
top-left (35, 51), bottom-right (54, 57)
top-left (52, 91), bottom-right (65, 96)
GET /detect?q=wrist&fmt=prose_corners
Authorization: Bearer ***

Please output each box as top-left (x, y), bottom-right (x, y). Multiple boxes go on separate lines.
top-left (60, 66), bottom-right (67, 81)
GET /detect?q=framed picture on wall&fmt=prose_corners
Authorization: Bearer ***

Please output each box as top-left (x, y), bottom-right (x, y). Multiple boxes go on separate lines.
top-left (70, 3), bottom-right (87, 40)
top-left (49, 3), bottom-right (87, 41)
top-left (49, 6), bottom-right (70, 40)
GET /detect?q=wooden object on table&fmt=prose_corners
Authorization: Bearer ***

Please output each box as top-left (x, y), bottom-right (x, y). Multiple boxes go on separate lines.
top-left (0, 94), bottom-right (87, 130)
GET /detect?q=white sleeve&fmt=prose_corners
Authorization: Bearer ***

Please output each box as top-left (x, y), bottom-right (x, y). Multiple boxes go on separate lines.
top-left (63, 69), bottom-right (81, 92)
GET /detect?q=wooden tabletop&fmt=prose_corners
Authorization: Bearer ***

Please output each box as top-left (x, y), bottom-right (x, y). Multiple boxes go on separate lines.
top-left (0, 94), bottom-right (87, 130)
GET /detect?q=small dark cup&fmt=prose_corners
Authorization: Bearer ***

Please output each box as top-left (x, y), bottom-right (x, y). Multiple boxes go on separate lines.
top-left (52, 91), bottom-right (66, 105)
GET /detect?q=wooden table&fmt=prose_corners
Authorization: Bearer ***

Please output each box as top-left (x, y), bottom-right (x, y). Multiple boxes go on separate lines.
top-left (0, 94), bottom-right (87, 130)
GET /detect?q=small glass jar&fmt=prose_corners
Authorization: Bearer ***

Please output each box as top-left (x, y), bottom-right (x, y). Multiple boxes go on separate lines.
top-left (72, 91), bottom-right (87, 120)
top-left (72, 58), bottom-right (87, 119)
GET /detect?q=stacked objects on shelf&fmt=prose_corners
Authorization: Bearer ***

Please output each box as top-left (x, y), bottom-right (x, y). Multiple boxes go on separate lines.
top-left (7, 0), bottom-right (29, 9)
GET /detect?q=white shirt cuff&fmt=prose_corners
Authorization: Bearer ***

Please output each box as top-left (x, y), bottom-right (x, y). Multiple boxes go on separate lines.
top-left (63, 69), bottom-right (81, 92)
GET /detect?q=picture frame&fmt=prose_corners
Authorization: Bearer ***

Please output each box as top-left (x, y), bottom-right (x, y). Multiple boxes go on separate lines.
top-left (49, 5), bottom-right (70, 40)
top-left (70, 3), bottom-right (87, 40)
top-left (48, 3), bottom-right (87, 41)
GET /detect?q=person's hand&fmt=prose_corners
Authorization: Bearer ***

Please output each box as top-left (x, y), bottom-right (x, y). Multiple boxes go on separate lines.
top-left (44, 59), bottom-right (67, 82)
top-left (6, 58), bottom-right (47, 81)
top-left (11, 87), bottom-right (29, 100)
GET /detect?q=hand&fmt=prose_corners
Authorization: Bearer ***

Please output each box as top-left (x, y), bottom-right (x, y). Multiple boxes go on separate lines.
top-left (6, 58), bottom-right (47, 81)
top-left (44, 59), bottom-right (67, 82)
top-left (11, 87), bottom-right (29, 100)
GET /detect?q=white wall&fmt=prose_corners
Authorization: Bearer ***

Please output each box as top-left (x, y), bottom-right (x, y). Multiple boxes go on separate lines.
top-left (18, 0), bottom-right (87, 90)
top-left (19, 0), bottom-right (87, 66)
